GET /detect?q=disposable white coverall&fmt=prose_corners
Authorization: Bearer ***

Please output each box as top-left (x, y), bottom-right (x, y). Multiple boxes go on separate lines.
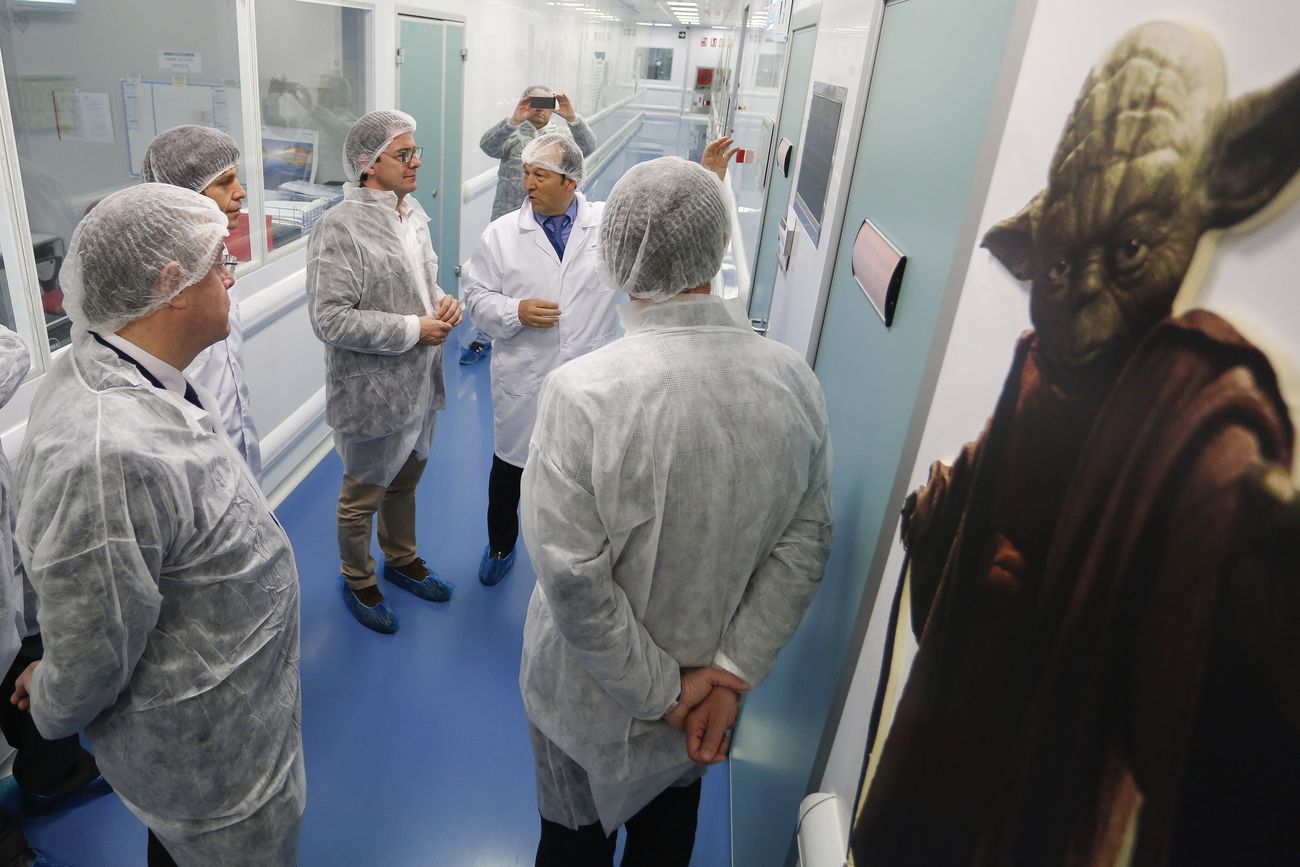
top-left (306, 185), bottom-right (448, 486)
top-left (520, 293), bottom-right (833, 831)
top-left (0, 328), bottom-right (29, 670)
top-left (480, 115), bottom-right (596, 221)
top-left (15, 330), bottom-right (304, 866)
top-left (461, 192), bottom-right (620, 467)
top-left (185, 271), bottom-right (262, 478)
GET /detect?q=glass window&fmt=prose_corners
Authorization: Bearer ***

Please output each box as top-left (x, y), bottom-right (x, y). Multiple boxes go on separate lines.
top-left (256, 0), bottom-right (371, 251)
top-left (0, 183), bottom-right (43, 361)
top-left (635, 48), bottom-right (674, 81)
top-left (0, 0), bottom-right (243, 351)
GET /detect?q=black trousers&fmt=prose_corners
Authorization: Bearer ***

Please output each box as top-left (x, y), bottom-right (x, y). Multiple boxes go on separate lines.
top-left (0, 635), bottom-right (96, 796)
top-left (148, 829), bottom-right (179, 867)
top-left (487, 455), bottom-right (525, 554)
top-left (0, 809), bottom-right (28, 866)
top-left (535, 778), bottom-right (702, 867)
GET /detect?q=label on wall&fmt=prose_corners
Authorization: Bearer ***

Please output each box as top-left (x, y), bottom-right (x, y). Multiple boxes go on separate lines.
top-left (158, 50), bottom-right (202, 74)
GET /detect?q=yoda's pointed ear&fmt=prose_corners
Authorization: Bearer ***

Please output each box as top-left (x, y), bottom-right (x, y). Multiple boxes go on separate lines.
top-left (1203, 67), bottom-right (1300, 230)
top-left (980, 190), bottom-right (1045, 282)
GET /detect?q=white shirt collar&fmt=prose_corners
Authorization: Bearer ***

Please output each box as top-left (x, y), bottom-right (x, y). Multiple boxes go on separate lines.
top-left (101, 332), bottom-right (189, 396)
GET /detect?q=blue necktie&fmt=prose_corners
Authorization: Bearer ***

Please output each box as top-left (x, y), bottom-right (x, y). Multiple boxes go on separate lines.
top-left (542, 214), bottom-right (570, 260)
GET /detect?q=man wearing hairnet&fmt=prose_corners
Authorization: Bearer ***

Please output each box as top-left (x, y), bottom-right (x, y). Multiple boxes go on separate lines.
top-left (11, 184), bottom-right (304, 866)
top-left (141, 125), bottom-right (262, 477)
top-left (307, 109), bottom-right (462, 634)
top-left (462, 136), bottom-right (737, 588)
top-left (463, 86), bottom-right (598, 366)
top-left (275, 72), bottom-right (357, 185)
top-left (519, 152), bottom-right (832, 865)
top-left (0, 326), bottom-right (81, 867)
top-left (461, 133), bottom-right (619, 587)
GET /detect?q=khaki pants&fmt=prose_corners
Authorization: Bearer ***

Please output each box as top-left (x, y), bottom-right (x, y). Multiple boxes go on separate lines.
top-left (337, 450), bottom-right (427, 590)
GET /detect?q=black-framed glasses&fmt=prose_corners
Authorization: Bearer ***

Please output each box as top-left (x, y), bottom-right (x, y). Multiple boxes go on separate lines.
top-left (221, 253), bottom-right (239, 275)
top-left (385, 146), bottom-right (423, 166)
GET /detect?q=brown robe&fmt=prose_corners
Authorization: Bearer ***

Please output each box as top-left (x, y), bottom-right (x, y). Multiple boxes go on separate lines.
top-left (853, 309), bottom-right (1300, 866)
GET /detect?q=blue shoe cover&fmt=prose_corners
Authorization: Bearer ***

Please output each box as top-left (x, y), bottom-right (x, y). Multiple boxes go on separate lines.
top-left (383, 560), bottom-right (455, 602)
top-left (459, 341), bottom-right (492, 365)
top-left (340, 577), bottom-right (398, 633)
top-left (30, 849), bottom-right (78, 867)
top-left (478, 546), bottom-right (516, 586)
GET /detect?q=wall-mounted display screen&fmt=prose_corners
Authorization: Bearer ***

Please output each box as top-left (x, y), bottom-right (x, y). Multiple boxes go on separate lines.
top-left (793, 82), bottom-right (846, 245)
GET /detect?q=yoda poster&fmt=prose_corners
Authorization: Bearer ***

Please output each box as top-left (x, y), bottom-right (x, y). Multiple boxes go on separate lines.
top-left (850, 4), bottom-right (1300, 866)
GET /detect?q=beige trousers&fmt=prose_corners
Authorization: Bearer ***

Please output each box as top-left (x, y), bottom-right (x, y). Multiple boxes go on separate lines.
top-left (337, 450), bottom-right (427, 590)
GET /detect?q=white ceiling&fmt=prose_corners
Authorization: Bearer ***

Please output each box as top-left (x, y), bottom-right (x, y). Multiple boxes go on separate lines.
top-left (588, 0), bottom-right (762, 29)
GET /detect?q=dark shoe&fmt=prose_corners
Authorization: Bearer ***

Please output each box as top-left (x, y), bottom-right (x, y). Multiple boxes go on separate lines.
top-left (19, 753), bottom-right (111, 817)
top-left (383, 557), bottom-right (454, 602)
top-left (340, 576), bottom-right (398, 633)
top-left (459, 341), bottom-right (492, 365)
top-left (478, 545), bottom-right (516, 587)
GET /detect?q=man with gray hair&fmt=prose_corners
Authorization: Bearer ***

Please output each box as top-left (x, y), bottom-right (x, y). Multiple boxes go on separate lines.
top-left (141, 124), bottom-right (262, 476)
top-left (307, 109), bottom-right (461, 634)
top-left (12, 183), bottom-right (304, 866)
top-left (463, 86), bottom-right (598, 365)
top-left (518, 151), bottom-right (832, 864)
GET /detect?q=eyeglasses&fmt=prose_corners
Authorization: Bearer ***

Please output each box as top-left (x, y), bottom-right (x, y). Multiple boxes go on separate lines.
top-left (384, 146), bottom-right (423, 166)
top-left (221, 253), bottom-right (239, 275)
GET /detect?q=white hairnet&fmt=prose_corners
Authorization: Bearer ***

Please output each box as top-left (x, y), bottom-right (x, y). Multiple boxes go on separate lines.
top-left (344, 110), bottom-right (417, 183)
top-left (598, 157), bottom-right (730, 302)
top-left (521, 133), bottom-right (585, 182)
top-left (62, 183), bottom-right (228, 332)
top-left (140, 125), bottom-right (241, 192)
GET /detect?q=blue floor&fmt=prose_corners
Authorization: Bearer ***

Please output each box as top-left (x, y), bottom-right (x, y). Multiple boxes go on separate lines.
top-left (24, 350), bottom-right (732, 865)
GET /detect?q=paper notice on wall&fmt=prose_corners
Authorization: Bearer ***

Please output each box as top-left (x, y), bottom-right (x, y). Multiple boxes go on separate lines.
top-left (158, 50), bottom-right (202, 74)
top-left (74, 92), bottom-right (115, 143)
top-left (123, 79), bottom-right (141, 131)
top-left (52, 91), bottom-right (115, 143)
top-left (212, 86), bottom-right (232, 132)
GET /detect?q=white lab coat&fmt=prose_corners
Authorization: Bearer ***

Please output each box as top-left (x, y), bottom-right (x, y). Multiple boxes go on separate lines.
top-left (519, 293), bottom-right (833, 832)
top-left (185, 274), bottom-right (262, 478)
top-left (462, 192), bottom-right (621, 467)
top-left (0, 328), bottom-right (30, 670)
top-left (306, 186), bottom-right (448, 486)
top-left (16, 330), bottom-right (303, 864)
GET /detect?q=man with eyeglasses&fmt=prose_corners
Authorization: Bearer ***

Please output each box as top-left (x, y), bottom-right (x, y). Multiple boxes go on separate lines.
top-left (141, 125), bottom-right (262, 477)
top-left (13, 184), bottom-right (304, 867)
top-left (460, 86), bottom-right (598, 367)
top-left (306, 110), bottom-right (462, 634)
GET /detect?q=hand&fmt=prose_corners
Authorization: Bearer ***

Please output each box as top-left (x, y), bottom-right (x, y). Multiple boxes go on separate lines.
top-left (11, 661), bottom-right (37, 712)
top-left (684, 686), bottom-right (741, 764)
top-left (556, 93), bottom-right (577, 122)
top-left (701, 136), bottom-right (739, 181)
top-left (510, 96), bottom-right (532, 125)
top-left (518, 299), bottom-right (561, 328)
top-left (664, 666), bottom-right (750, 729)
top-left (418, 315), bottom-right (452, 345)
top-left (435, 295), bottom-right (462, 327)
top-left (287, 82), bottom-right (313, 111)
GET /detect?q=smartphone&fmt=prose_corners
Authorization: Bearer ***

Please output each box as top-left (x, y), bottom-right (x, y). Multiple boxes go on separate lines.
top-left (530, 96), bottom-right (557, 109)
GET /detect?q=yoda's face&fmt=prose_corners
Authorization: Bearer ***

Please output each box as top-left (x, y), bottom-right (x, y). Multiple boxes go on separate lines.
top-left (1029, 150), bottom-right (1203, 389)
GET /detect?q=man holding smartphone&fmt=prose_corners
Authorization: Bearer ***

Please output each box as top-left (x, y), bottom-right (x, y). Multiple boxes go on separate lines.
top-left (464, 86), bottom-right (597, 365)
